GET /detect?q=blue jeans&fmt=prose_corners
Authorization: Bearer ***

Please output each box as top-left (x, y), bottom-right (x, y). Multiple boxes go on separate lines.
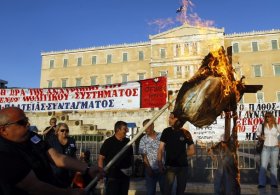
top-left (259, 146), bottom-right (279, 186)
top-left (163, 166), bottom-right (188, 195)
top-left (145, 169), bottom-right (164, 195)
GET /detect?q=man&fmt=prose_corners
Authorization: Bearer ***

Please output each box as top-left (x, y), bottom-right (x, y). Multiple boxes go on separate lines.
top-left (42, 117), bottom-right (57, 144)
top-left (0, 107), bottom-right (100, 195)
top-left (139, 119), bottom-right (164, 195)
top-left (157, 112), bottom-right (195, 195)
top-left (98, 121), bottom-right (133, 195)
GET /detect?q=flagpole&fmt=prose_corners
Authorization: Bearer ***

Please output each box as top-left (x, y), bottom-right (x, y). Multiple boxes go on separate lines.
top-left (84, 96), bottom-right (176, 193)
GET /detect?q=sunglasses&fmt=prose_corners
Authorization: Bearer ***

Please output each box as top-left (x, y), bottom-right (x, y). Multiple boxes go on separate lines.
top-left (1, 118), bottom-right (29, 127)
top-left (60, 129), bottom-right (69, 133)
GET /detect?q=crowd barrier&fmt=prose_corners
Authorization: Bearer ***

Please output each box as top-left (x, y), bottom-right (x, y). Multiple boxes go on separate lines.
top-left (72, 134), bottom-right (273, 180)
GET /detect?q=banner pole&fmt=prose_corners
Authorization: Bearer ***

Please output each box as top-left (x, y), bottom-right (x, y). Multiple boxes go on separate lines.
top-left (85, 96), bottom-right (176, 193)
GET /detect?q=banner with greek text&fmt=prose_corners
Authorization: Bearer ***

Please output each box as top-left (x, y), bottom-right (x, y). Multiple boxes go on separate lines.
top-left (189, 102), bottom-right (280, 142)
top-left (0, 77), bottom-right (167, 112)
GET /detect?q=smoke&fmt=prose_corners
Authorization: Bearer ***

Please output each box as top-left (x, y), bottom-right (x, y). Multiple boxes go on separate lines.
top-left (148, 0), bottom-right (215, 33)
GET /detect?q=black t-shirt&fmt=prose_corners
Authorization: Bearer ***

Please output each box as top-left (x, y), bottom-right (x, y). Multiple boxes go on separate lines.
top-left (43, 126), bottom-right (56, 144)
top-left (48, 136), bottom-right (77, 187)
top-left (160, 127), bottom-right (194, 167)
top-left (100, 136), bottom-right (133, 178)
top-left (0, 151), bottom-right (31, 195)
top-left (0, 132), bottom-right (54, 195)
top-left (49, 136), bottom-right (77, 157)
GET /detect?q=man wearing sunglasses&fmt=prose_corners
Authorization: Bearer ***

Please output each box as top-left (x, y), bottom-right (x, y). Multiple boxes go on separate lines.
top-left (0, 107), bottom-right (101, 195)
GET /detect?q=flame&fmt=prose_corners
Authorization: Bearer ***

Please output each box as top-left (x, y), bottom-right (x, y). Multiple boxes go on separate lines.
top-left (176, 0), bottom-right (215, 28)
top-left (149, 0), bottom-right (215, 34)
top-left (148, 18), bottom-right (174, 33)
top-left (176, 0), bottom-right (193, 24)
top-left (207, 48), bottom-right (243, 102)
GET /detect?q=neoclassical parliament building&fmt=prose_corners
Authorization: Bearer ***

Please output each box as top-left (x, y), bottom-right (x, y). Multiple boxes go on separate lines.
top-left (41, 24), bottom-right (280, 103)
top-left (38, 24), bottom-right (280, 133)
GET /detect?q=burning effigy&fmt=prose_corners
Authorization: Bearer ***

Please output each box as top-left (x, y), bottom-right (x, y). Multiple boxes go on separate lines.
top-left (172, 46), bottom-right (262, 194)
top-left (173, 46), bottom-right (244, 129)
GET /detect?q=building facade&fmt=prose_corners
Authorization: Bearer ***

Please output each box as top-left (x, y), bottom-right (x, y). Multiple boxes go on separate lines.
top-left (38, 24), bottom-right (280, 134)
top-left (41, 24), bottom-right (280, 103)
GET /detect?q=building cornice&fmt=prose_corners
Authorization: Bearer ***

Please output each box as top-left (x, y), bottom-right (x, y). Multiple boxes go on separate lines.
top-left (41, 41), bottom-right (151, 56)
top-left (226, 29), bottom-right (280, 38)
top-left (149, 23), bottom-right (224, 40)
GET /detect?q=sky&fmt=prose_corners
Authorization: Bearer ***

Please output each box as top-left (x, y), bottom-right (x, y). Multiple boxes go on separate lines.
top-left (1, 0), bottom-right (280, 88)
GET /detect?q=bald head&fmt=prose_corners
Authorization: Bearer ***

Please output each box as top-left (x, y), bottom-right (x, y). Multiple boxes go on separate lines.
top-left (0, 107), bottom-right (25, 124)
top-left (0, 107), bottom-right (29, 143)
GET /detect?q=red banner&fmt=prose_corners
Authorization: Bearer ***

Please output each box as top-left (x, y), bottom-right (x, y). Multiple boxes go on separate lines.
top-left (140, 77), bottom-right (167, 108)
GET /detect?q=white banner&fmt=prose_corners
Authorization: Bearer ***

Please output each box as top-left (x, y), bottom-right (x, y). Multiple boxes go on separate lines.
top-left (189, 102), bottom-right (280, 142)
top-left (0, 83), bottom-right (140, 112)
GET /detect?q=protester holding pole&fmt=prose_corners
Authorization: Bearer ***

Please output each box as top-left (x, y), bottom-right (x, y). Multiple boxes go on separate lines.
top-left (85, 93), bottom-right (175, 194)
top-left (98, 121), bottom-right (133, 195)
top-left (0, 107), bottom-right (100, 195)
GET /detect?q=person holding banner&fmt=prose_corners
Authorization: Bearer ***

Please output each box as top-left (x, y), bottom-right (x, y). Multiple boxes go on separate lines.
top-left (257, 111), bottom-right (280, 189)
top-left (98, 121), bottom-right (133, 195)
top-left (139, 119), bottom-right (164, 195)
top-left (157, 112), bottom-right (195, 195)
top-left (0, 107), bottom-right (100, 195)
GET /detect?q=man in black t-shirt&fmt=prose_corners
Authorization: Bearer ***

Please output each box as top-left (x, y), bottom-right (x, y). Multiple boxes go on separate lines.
top-left (0, 107), bottom-right (100, 195)
top-left (42, 117), bottom-right (57, 144)
top-left (98, 121), bottom-right (133, 195)
top-left (157, 112), bottom-right (195, 195)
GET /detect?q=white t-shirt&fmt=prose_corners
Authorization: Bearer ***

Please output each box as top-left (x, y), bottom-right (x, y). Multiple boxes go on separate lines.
top-left (257, 123), bottom-right (280, 146)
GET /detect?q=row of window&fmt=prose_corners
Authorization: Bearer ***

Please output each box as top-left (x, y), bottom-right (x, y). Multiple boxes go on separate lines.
top-left (47, 73), bottom-right (146, 88)
top-left (47, 39), bottom-right (279, 68)
top-left (242, 64), bottom-right (280, 77)
top-left (232, 39), bottom-right (279, 53)
top-left (235, 63), bottom-right (280, 77)
top-left (158, 63), bottom-right (279, 78)
top-left (47, 62), bottom-right (279, 88)
top-left (49, 51), bottom-right (145, 68)
top-left (174, 42), bottom-right (199, 57)
top-left (46, 75), bottom-right (280, 102)
top-left (250, 91), bottom-right (280, 103)
top-left (48, 43), bottom-right (201, 69)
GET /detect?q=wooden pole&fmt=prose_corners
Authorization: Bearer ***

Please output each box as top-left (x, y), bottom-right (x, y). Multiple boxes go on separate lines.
top-left (224, 111), bottom-right (231, 141)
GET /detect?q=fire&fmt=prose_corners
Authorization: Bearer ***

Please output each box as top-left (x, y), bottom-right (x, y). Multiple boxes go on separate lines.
top-left (149, 0), bottom-right (215, 34)
top-left (173, 47), bottom-right (244, 193)
top-left (148, 18), bottom-right (174, 33)
top-left (173, 46), bottom-right (246, 128)
top-left (206, 47), bottom-right (243, 102)
top-left (176, 0), bottom-right (192, 24)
